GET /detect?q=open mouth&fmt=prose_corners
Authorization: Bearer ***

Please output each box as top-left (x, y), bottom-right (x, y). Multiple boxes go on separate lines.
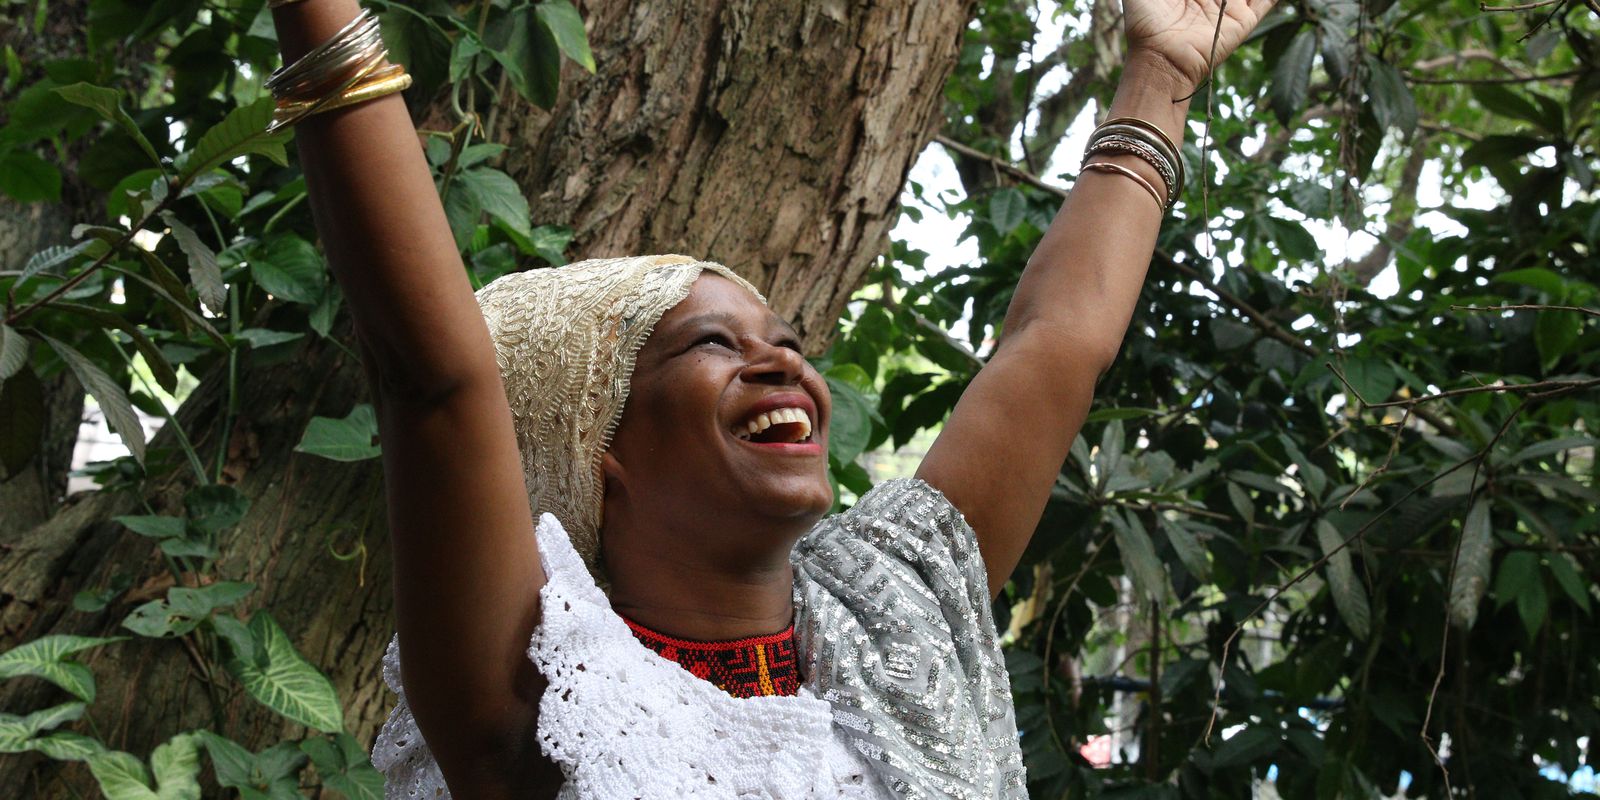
top-left (734, 406), bottom-right (814, 445)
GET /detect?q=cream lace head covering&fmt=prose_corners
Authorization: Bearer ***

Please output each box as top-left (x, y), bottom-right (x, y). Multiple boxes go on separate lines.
top-left (475, 255), bottom-right (764, 578)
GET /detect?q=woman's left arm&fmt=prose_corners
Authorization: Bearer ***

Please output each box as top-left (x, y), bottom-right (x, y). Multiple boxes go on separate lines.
top-left (916, 0), bottom-right (1276, 595)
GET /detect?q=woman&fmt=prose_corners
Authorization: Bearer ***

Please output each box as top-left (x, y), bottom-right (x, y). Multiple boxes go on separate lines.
top-left (268, 0), bottom-right (1273, 796)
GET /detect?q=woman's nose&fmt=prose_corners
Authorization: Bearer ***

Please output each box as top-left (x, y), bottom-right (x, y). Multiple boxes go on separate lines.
top-left (740, 338), bottom-right (806, 385)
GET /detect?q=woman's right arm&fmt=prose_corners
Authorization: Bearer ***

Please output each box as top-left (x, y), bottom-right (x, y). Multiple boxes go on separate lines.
top-left (271, 2), bottom-right (552, 794)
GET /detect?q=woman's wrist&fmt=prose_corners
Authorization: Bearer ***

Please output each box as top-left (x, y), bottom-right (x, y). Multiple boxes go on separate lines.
top-left (1105, 50), bottom-right (1194, 147)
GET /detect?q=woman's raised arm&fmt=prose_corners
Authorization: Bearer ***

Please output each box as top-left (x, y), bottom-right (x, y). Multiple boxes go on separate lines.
top-left (272, 3), bottom-right (552, 794)
top-left (916, 0), bottom-right (1277, 595)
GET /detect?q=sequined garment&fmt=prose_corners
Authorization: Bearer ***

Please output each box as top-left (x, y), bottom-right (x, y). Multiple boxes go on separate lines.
top-left (626, 618), bottom-right (803, 699)
top-left (793, 478), bottom-right (1029, 798)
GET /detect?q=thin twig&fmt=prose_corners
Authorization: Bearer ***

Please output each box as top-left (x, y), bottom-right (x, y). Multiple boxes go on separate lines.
top-left (1479, 0), bottom-right (1562, 10)
top-left (933, 134), bottom-right (1071, 198)
top-left (1407, 69), bottom-right (1583, 84)
top-left (1451, 303), bottom-right (1600, 319)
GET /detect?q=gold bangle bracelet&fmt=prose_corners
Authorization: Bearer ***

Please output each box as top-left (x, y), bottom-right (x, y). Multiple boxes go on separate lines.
top-left (1081, 160), bottom-right (1166, 213)
top-left (271, 67), bottom-right (411, 129)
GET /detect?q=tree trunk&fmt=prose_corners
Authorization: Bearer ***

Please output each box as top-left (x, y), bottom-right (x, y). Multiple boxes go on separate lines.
top-left (0, 0), bottom-right (971, 794)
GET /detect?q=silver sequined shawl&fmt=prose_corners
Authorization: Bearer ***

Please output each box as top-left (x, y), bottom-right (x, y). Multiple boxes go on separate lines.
top-left (794, 478), bottom-right (1028, 798)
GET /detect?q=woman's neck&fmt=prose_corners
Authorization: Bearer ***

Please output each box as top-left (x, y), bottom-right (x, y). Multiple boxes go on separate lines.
top-left (601, 515), bottom-right (802, 641)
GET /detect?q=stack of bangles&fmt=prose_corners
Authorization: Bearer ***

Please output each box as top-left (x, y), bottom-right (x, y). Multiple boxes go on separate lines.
top-left (1080, 116), bottom-right (1186, 213)
top-left (263, 6), bottom-right (411, 133)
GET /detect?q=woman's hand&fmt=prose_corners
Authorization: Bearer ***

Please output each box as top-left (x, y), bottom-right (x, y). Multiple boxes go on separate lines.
top-left (1123, 0), bottom-right (1279, 95)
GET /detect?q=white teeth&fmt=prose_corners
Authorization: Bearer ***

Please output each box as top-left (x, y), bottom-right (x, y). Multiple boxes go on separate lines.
top-left (735, 406), bottom-right (814, 442)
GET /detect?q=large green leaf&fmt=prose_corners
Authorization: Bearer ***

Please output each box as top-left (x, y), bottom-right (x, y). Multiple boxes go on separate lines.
top-left (823, 375), bottom-right (872, 464)
top-left (122, 582), bottom-right (256, 638)
top-left (0, 634), bottom-right (122, 702)
top-left (1269, 26), bottom-right (1315, 125)
top-left (54, 82), bottom-right (162, 167)
top-left (1448, 502), bottom-right (1494, 629)
top-left (41, 334), bottom-right (146, 464)
top-left (1111, 510), bottom-right (1166, 602)
top-left (198, 731), bottom-right (306, 800)
top-left (457, 168), bottom-right (533, 239)
top-left (88, 734), bottom-right (202, 800)
top-left (302, 733), bottom-right (384, 800)
top-left (176, 96), bottom-right (290, 181)
top-left (251, 235), bottom-right (327, 305)
top-left (1316, 519), bottom-right (1371, 640)
top-left (535, 0), bottom-right (596, 72)
top-left (0, 150), bottom-right (62, 202)
top-left (223, 613), bottom-right (345, 732)
top-left (1159, 516), bottom-right (1211, 582)
top-left (295, 404), bottom-right (382, 462)
top-left (0, 702), bottom-right (88, 752)
top-left (0, 323), bottom-right (29, 382)
top-left (51, 302), bottom-right (180, 392)
top-left (989, 188), bottom-right (1026, 234)
top-left (160, 213), bottom-right (225, 313)
top-left (484, 4), bottom-right (561, 108)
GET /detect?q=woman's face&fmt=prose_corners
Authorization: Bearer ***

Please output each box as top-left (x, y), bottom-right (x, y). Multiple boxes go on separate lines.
top-left (601, 273), bottom-right (834, 544)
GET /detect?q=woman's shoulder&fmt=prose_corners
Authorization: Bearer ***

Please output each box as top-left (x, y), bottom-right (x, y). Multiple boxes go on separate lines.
top-left (794, 476), bottom-right (986, 590)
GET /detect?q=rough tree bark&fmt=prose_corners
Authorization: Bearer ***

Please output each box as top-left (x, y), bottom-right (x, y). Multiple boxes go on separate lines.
top-left (0, 0), bottom-right (973, 794)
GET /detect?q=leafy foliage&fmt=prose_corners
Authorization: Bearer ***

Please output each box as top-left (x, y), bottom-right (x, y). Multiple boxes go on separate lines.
top-left (0, 0), bottom-right (591, 795)
top-left (819, 0), bottom-right (1600, 795)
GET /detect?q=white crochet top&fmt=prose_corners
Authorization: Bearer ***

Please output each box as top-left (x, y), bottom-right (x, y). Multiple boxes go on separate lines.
top-left (372, 513), bottom-right (886, 799)
top-left (372, 478), bottom-right (1025, 798)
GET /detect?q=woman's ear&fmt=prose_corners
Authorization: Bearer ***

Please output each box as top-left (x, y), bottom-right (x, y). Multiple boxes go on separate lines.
top-left (600, 450), bottom-right (627, 488)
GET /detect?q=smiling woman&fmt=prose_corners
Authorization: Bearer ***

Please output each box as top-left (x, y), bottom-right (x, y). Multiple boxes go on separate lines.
top-left (265, 0), bottom-right (1277, 793)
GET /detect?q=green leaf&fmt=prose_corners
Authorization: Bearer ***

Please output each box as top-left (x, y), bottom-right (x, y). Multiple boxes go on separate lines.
top-left (1317, 519), bottom-right (1371, 639)
top-left (0, 634), bottom-right (123, 701)
top-left (42, 334), bottom-right (146, 464)
top-left (113, 515), bottom-right (185, 539)
top-left (1110, 510), bottom-right (1165, 602)
top-left (295, 404), bottom-right (382, 462)
top-left (1534, 309), bottom-right (1581, 369)
top-left (1448, 502), bottom-right (1493, 629)
top-left (1462, 135), bottom-right (1545, 172)
top-left (0, 702), bottom-right (88, 751)
top-left (123, 582), bottom-right (256, 638)
top-left (303, 733), bottom-right (384, 800)
top-left (160, 213), bottom-right (225, 314)
top-left (22, 241), bottom-right (95, 278)
top-left (0, 150), bottom-right (62, 202)
top-left (89, 750), bottom-right (158, 800)
top-left (185, 484), bottom-right (251, 534)
top-left (51, 303), bottom-right (179, 392)
top-left (458, 168), bottom-right (532, 239)
top-left (224, 613), bottom-right (344, 732)
top-left (484, 5), bottom-right (561, 108)
top-left (1470, 84), bottom-right (1545, 128)
top-left (1365, 58), bottom-right (1416, 136)
top-left (1269, 27), bottom-right (1315, 125)
top-left (251, 235), bottom-right (326, 305)
top-left (150, 733), bottom-right (202, 800)
top-left (1340, 357), bottom-right (1395, 406)
top-left (177, 97), bottom-right (290, 180)
top-left (824, 375), bottom-right (872, 464)
top-left (0, 324), bottom-right (29, 382)
top-left (1084, 406), bottom-right (1159, 423)
top-left (1159, 516), bottom-right (1211, 582)
top-left (535, 0), bottom-right (596, 73)
top-left (1545, 553), bottom-right (1591, 614)
top-left (1212, 725), bottom-right (1280, 768)
top-left (86, 734), bottom-right (201, 800)
top-left (30, 731), bottom-right (106, 761)
top-left (54, 82), bottom-right (162, 168)
top-left (989, 188), bottom-right (1026, 234)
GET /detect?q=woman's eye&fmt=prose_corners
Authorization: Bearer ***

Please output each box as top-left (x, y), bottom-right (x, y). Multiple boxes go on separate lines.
top-left (696, 333), bottom-right (736, 350)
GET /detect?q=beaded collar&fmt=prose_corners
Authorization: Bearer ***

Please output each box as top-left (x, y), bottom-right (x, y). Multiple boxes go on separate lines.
top-left (623, 617), bottom-right (801, 699)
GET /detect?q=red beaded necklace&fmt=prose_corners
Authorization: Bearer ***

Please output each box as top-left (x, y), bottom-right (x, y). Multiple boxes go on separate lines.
top-left (624, 617), bottom-right (801, 699)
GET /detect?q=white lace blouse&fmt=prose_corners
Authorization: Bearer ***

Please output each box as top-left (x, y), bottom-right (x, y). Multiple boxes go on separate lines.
top-left (371, 478), bottom-right (1026, 799)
